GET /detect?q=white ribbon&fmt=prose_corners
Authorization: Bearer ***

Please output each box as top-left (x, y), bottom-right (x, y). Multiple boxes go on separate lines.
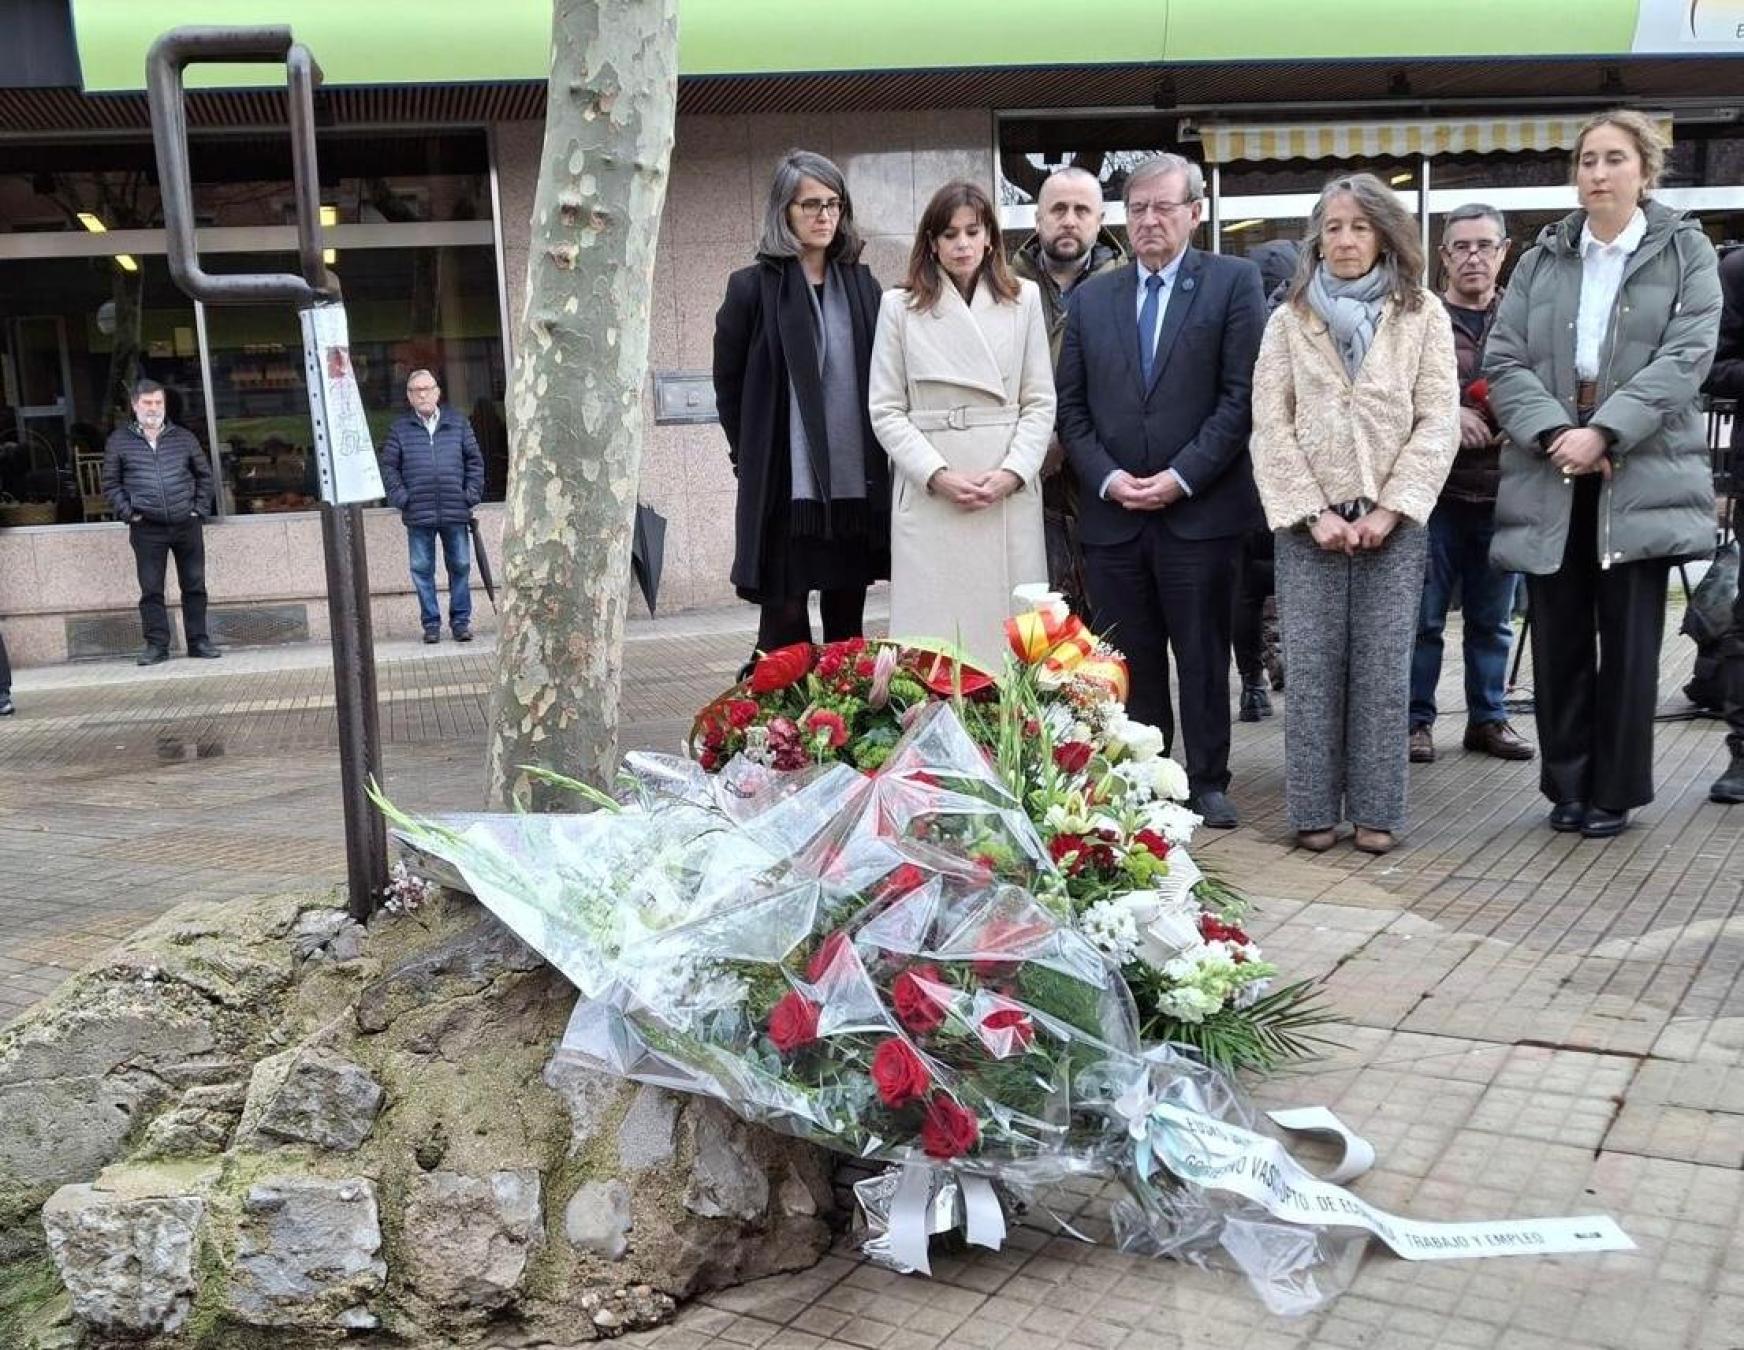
top-left (1265, 1106), bottom-right (1377, 1186)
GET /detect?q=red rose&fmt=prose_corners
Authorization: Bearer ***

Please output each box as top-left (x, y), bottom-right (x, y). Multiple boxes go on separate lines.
top-left (980, 1006), bottom-right (1035, 1053)
top-left (767, 991), bottom-right (820, 1054)
top-left (815, 647), bottom-right (846, 679)
top-left (1049, 834), bottom-right (1087, 867)
top-left (801, 707), bottom-right (849, 750)
top-left (920, 1094), bottom-right (981, 1160)
top-left (806, 932), bottom-right (852, 983)
top-left (1465, 378), bottom-right (1490, 406)
top-left (751, 643), bottom-right (814, 694)
top-left (879, 863), bottom-right (928, 898)
top-left (1133, 828), bottom-right (1171, 859)
top-left (725, 698), bottom-right (759, 729)
top-left (891, 965), bottom-right (948, 1034)
top-left (870, 1037), bottom-right (931, 1108)
top-left (1199, 914), bottom-right (1252, 952)
top-left (854, 654), bottom-right (876, 677)
top-left (1053, 741), bottom-right (1093, 774)
top-left (698, 749), bottom-right (721, 772)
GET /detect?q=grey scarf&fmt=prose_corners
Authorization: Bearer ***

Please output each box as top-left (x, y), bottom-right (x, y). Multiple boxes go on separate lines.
top-left (789, 264), bottom-right (866, 510)
top-left (1306, 260), bottom-right (1392, 379)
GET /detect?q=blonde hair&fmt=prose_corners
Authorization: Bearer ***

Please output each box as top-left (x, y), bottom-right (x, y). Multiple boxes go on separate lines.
top-left (1572, 109), bottom-right (1667, 200)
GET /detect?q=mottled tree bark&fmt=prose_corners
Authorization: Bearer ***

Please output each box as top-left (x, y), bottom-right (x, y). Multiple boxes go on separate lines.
top-left (487, 0), bottom-right (678, 809)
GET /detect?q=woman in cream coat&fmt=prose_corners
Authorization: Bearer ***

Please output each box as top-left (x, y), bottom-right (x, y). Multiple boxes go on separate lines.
top-left (869, 180), bottom-right (1056, 669)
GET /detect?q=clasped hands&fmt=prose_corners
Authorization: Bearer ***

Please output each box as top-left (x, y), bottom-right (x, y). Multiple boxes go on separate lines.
top-left (1310, 506), bottom-right (1400, 555)
top-left (1546, 426), bottom-right (1612, 480)
top-left (928, 467), bottom-right (1024, 512)
top-left (1104, 469), bottom-right (1188, 512)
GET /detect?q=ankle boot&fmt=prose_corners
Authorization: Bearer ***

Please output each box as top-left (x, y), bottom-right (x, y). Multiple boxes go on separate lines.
top-left (1239, 682), bottom-right (1273, 722)
top-left (1712, 745), bottom-right (1744, 804)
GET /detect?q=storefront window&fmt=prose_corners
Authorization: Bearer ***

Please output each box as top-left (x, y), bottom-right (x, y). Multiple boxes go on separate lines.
top-left (0, 255), bottom-right (202, 525)
top-left (203, 246), bottom-right (507, 516)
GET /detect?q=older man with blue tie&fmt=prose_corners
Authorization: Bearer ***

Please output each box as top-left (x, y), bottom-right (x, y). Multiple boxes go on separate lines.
top-left (1056, 153), bottom-right (1267, 828)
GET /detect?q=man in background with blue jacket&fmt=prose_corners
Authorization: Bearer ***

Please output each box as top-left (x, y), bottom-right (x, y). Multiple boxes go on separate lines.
top-left (380, 369), bottom-right (484, 643)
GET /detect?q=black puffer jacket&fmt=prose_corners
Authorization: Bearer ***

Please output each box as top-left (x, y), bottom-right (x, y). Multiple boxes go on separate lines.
top-left (102, 423), bottom-right (213, 524)
top-left (380, 408), bottom-right (484, 528)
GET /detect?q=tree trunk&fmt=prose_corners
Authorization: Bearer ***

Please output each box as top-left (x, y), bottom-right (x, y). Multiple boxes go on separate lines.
top-left (487, 0), bottom-right (678, 809)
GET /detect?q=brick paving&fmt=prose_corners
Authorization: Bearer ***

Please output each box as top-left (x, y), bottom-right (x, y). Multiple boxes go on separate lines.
top-left (3, 601), bottom-right (1742, 1347)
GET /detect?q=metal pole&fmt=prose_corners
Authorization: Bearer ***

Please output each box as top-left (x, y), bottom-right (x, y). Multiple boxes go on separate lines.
top-left (148, 26), bottom-right (385, 919)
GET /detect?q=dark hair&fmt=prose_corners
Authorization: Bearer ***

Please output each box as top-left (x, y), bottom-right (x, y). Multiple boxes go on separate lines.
top-left (756, 149), bottom-right (863, 264)
top-left (1288, 172), bottom-right (1427, 314)
top-left (903, 180), bottom-right (1018, 312)
top-left (131, 378), bottom-right (165, 400)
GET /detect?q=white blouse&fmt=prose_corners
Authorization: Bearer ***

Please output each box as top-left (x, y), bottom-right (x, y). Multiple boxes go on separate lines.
top-left (1574, 207), bottom-right (1647, 381)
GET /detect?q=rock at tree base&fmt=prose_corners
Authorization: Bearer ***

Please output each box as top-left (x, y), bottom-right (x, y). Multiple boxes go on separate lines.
top-left (0, 889), bottom-right (835, 1347)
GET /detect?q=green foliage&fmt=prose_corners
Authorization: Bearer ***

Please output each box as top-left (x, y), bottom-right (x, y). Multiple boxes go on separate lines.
top-left (1137, 977), bottom-right (1341, 1075)
top-left (1015, 961), bottom-right (1109, 1041)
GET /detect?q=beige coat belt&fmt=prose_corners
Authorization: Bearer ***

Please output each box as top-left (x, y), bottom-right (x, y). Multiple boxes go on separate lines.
top-left (906, 405), bottom-right (1021, 432)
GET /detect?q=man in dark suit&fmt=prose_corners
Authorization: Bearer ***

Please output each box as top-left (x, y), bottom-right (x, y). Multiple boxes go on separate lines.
top-left (1057, 153), bottom-right (1267, 828)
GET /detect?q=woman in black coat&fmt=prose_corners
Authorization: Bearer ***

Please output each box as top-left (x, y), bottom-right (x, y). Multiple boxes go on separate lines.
top-left (713, 149), bottom-right (889, 659)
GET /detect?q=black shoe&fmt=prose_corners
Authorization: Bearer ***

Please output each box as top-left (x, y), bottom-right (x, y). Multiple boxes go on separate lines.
top-left (1191, 790), bottom-right (1239, 829)
top-left (187, 639), bottom-right (222, 659)
top-left (1581, 807), bottom-right (1630, 839)
top-left (452, 627), bottom-right (473, 643)
top-left (1711, 748), bottom-right (1744, 804)
top-left (0, 696), bottom-right (13, 717)
top-left (1238, 683), bottom-right (1272, 722)
top-left (423, 629), bottom-right (440, 645)
top-left (137, 646), bottom-right (170, 666)
top-left (1548, 801), bottom-right (1586, 833)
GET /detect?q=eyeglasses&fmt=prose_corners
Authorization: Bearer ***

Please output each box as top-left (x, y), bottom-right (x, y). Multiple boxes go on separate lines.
top-left (1126, 198), bottom-right (1196, 220)
top-left (1445, 239), bottom-right (1503, 258)
top-left (792, 197), bottom-right (844, 218)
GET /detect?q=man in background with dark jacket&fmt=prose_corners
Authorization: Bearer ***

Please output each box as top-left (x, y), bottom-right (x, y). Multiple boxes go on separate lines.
top-left (380, 369), bottom-right (484, 643)
top-left (102, 378), bottom-right (220, 665)
top-left (1011, 166), bottom-right (1126, 617)
top-left (1408, 204), bottom-right (1534, 764)
top-left (1704, 245), bottom-right (1744, 803)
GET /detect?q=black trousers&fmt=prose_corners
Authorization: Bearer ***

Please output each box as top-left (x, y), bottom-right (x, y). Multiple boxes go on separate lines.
top-left (1726, 495), bottom-right (1744, 752)
top-left (1231, 529), bottom-right (1274, 685)
top-left (1526, 478), bottom-right (1669, 812)
top-left (0, 625), bottom-right (10, 694)
top-left (1084, 527), bottom-right (1241, 796)
top-left (130, 517), bottom-right (209, 650)
top-left (755, 588), bottom-right (866, 653)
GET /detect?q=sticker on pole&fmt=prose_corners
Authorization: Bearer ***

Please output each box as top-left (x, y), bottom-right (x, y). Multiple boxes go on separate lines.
top-left (301, 302), bottom-right (386, 506)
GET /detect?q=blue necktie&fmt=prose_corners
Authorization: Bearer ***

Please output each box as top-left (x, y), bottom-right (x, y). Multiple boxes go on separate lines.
top-left (1138, 272), bottom-right (1164, 386)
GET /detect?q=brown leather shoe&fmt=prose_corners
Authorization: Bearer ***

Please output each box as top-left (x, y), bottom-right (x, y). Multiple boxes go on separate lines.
top-left (1353, 827), bottom-right (1396, 855)
top-left (1409, 726), bottom-right (1435, 763)
top-left (1463, 720), bottom-right (1535, 761)
top-left (1296, 828), bottom-right (1337, 852)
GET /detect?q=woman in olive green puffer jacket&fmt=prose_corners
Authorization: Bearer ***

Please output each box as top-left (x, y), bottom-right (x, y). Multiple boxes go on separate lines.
top-left (1483, 110), bottom-right (1721, 838)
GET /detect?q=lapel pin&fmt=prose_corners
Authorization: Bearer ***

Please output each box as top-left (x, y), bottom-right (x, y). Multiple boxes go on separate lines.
top-left (1182, 278), bottom-right (1196, 292)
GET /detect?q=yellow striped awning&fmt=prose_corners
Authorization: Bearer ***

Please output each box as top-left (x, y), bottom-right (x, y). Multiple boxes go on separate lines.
top-left (1198, 114), bottom-right (1675, 165)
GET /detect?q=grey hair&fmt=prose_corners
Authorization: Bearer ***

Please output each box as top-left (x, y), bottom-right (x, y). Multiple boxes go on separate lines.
top-left (131, 377), bottom-right (165, 400)
top-left (1287, 172), bottom-right (1427, 313)
top-left (406, 369), bottom-right (439, 389)
top-left (1440, 202), bottom-right (1507, 246)
top-left (1122, 153), bottom-right (1206, 206)
top-left (755, 148), bottom-right (863, 264)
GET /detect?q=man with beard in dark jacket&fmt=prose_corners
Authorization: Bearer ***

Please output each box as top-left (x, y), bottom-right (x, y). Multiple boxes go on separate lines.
top-left (1408, 203), bottom-right (1534, 765)
top-left (380, 369), bottom-right (484, 643)
top-left (1011, 166), bottom-right (1126, 617)
top-left (103, 378), bottom-right (220, 665)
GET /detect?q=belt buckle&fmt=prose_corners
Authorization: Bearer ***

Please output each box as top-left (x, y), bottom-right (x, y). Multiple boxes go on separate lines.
top-left (946, 406), bottom-right (969, 431)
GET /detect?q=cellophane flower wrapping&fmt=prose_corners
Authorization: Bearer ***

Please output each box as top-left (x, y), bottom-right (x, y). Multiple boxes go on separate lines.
top-left (385, 703), bottom-right (1364, 1312)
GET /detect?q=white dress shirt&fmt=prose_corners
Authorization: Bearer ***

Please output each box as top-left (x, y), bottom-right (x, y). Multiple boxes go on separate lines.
top-left (1574, 207), bottom-right (1647, 381)
top-left (418, 409), bottom-right (441, 437)
top-left (1101, 252), bottom-right (1194, 501)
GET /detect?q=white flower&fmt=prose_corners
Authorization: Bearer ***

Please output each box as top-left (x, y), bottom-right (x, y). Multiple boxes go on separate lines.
top-left (1158, 985), bottom-right (1221, 1024)
top-left (1043, 790), bottom-right (1097, 836)
top-left (1079, 899), bottom-right (1139, 964)
top-left (1143, 800), bottom-right (1203, 847)
top-left (1109, 891), bottom-right (1205, 971)
top-left (1107, 713), bottom-right (1166, 763)
top-left (1149, 757), bottom-right (1190, 803)
top-left (1012, 583), bottom-right (1069, 622)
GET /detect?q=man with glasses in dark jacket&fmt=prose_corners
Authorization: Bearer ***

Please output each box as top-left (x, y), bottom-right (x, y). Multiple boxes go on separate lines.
top-left (102, 378), bottom-right (221, 665)
top-left (380, 369), bottom-right (484, 643)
